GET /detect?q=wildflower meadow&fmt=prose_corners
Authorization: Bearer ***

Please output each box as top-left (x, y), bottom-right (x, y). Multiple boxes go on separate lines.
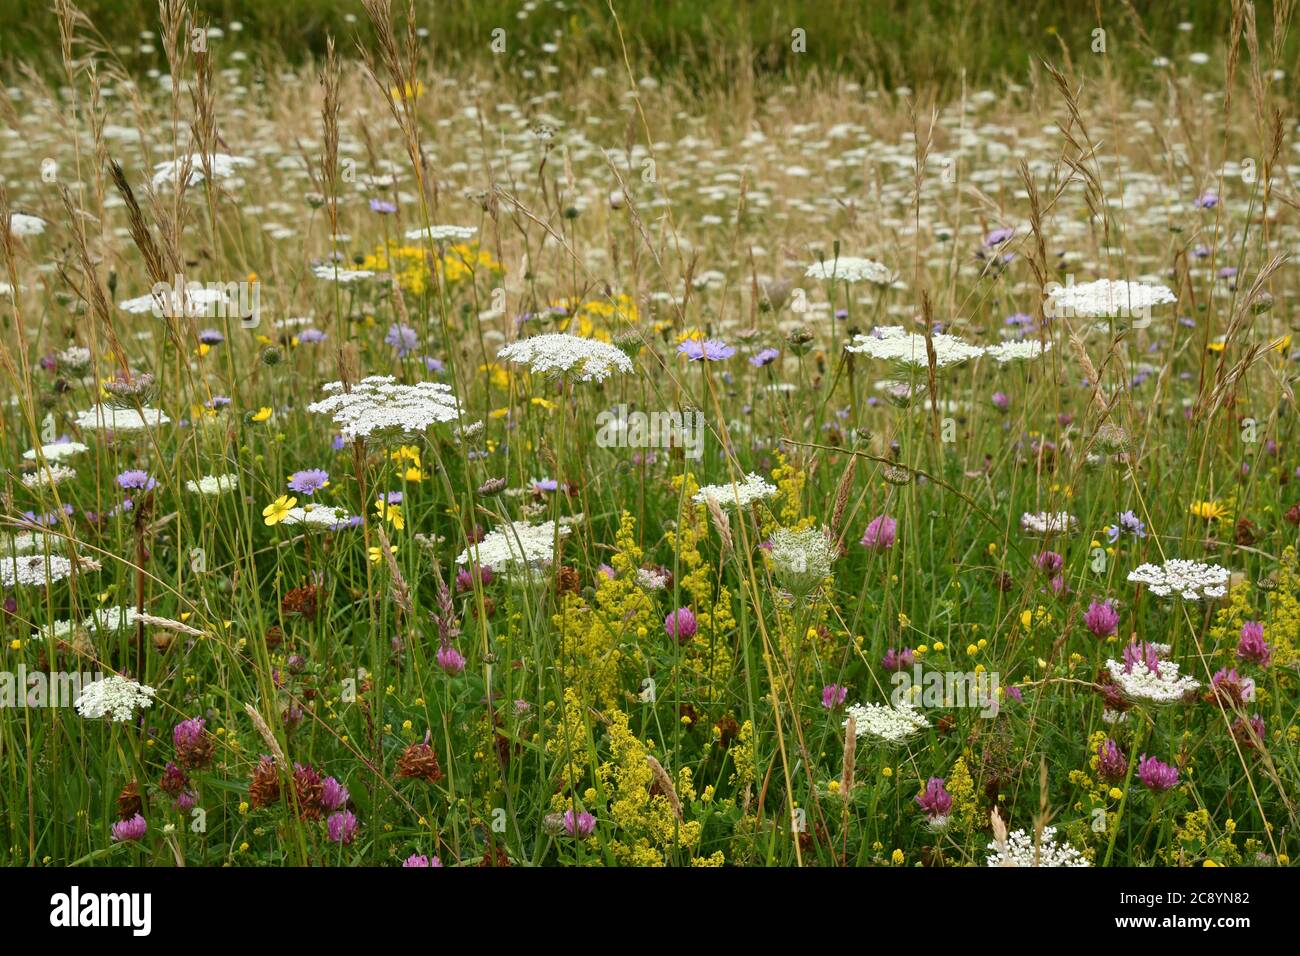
top-left (0, 0), bottom-right (1296, 903)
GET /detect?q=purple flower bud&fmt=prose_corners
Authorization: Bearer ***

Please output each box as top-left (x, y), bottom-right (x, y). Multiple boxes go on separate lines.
top-left (112, 813), bottom-right (148, 842)
top-left (326, 810), bottom-right (359, 844)
top-left (1097, 739), bottom-right (1128, 781)
top-left (860, 514), bottom-right (897, 551)
top-left (664, 607), bottom-right (697, 643)
top-left (1237, 621), bottom-right (1271, 667)
top-left (821, 684), bottom-right (847, 709)
top-left (1084, 599), bottom-right (1119, 638)
top-left (562, 809), bottom-right (596, 838)
top-left (915, 777), bottom-right (953, 819)
top-left (1137, 755), bottom-right (1179, 793)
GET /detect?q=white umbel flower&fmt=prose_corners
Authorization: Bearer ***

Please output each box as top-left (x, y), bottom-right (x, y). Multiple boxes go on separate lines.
top-left (0, 554), bottom-right (77, 587)
top-left (456, 520), bottom-right (569, 574)
top-left (805, 256), bottom-right (893, 285)
top-left (74, 675), bottom-right (157, 723)
top-left (1020, 511), bottom-right (1078, 535)
top-left (845, 326), bottom-right (984, 368)
top-left (307, 376), bottom-right (460, 441)
top-left (279, 504), bottom-right (357, 530)
top-left (23, 441), bottom-right (88, 462)
top-left (9, 213), bottom-right (46, 238)
top-left (311, 263), bottom-right (375, 283)
top-left (768, 525), bottom-right (837, 595)
top-left (986, 827), bottom-right (1090, 867)
top-left (1105, 657), bottom-right (1200, 704)
top-left (693, 473), bottom-right (779, 508)
top-left (21, 465), bottom-right (76, 489)
top-left (151, 152), bottom-right (254, 188)
top-left (985, 339), bottom-right (1051, 363)
top-left (497, 333), bottom-right (634, 382)
top-left (186, 473), bottom-right (239, 495)
top-left (74, 405), bottom-right (171, 433)
top-left (1127, 559), bottom-right (1229, 600)
top-left (1046, 279), bottom-right (1175, 318)
top-left (404, 224), bottom-right (477, 242)
top-left (843, 700), bottom-right (930, 744)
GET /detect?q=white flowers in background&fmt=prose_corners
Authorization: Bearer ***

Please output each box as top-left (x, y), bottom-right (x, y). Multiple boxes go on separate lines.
top-left (84, 606), bottom-right (142, 633)
top-left (1127, 559), bottom-right (1229, 600)
top-left (0, 554), bottom-right (78, 587)
top-left (1020, 511), bottom-right (1078, 535)
top-left (151, 152), bottom-right (253, 188)
top-left (74, 675), bottom-right (157, 723)
top-left (805, 256), bottom-right (893, 285)
top-left (186, 473), bottom-right (239, 495)
top-left (986, 827), bottom-right (1090, 867)
top-left (404, 224), bottom-right (477, 242)
top-left (767, 525), bottom-right (837, 595)
top-left (845, 326), bottom-right (984, 368)
top-left (635, 567), bottom-right (670, 590)
top-left (21, 465), bottom-right (76, 489)
top-left (118, 286), bottom-right (227, 316)
top-left (74, 405), bottom-right (171, 433)
top-left (497, 333), bottom-right (634, 382)
top-left (23, 441), bottom-right (88, 462)
top-left (1046, 279), bottom-right (1175, 319)
top-left (307, 376), bottom-right (460, 441)
top-left (8, 213), bottom-right (46, 237)
top-left (693, 473), bottom-right (778, 508)
top-left (456, 520), bottom-right (570, 575)
top-left (985, 339), bottom-right (1051, 363)
top-left (843, 700), bottom-right (930, 744)
top-left (311, 263), bottom-right (375, 283)
top-left (4, 531), bottom-right (62, 555)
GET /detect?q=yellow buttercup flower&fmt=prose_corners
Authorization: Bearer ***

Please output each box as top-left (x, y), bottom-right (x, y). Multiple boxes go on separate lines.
top-left (375, 499), bottom-right (405, 531)
top-left (368, 545), bottom-right (398, 563)
top-left (262, 495), bottom-right (296, 526)
top-left (1189, 500), bottom-right (1227, 521)
top-left (250, 406), bottom-right (273, 423)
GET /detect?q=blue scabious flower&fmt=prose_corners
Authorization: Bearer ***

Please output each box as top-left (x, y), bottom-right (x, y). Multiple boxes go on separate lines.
top-left (287, 469), bottom-right (330, 495)
top-left (679, 338), bottom-right (735, 361)
top-left (116, 470), bottom-right (156, 492)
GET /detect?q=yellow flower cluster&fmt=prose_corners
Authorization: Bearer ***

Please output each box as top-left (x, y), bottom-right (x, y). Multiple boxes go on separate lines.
top-left (667, 475), bottom-right (735, 699)
top-left (550, 293), bottom-right (640, 341)
top-left (359, 241), bottom-right (500, 295)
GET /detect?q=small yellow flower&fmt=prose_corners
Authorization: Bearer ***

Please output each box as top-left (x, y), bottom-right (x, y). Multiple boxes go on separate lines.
top-left (891, 848), bottom-right (905, 865)
top-left (368, 545), bottom-right (398, 563)
top-left (374, 499), bottom-right (405, 531)
top-left (262, 495), bottom-right (296, 526)
top-left (1189, 500), bottom-right (1227, 521)
top-left (9, 639), bottom-right (21, 650)
top-left (250, 406), bottom-right (273, 423)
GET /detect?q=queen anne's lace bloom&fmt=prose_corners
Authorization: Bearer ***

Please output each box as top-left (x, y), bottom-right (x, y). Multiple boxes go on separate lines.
top-left (497, 333), bottom-right (634, 382)
top-left (0, 554), bottom-right (77, 587)
top-left (186, 473), bottom-right (239, 495)
top-left (74, 675), bottom-right (157, 723)
top-left (279, 504), bottom-right (358, 530)
top-left (693, 473), bottom-right (779, 508)
top-left (1127, 559), bottom-right (1229, 600)
top-left (311, 263), bottom-right (375, 283)
top-left (456, 520), bottom-right (570, 574)
top-left (307, 376), bottom-right (460, 441)
top-left (23, 441), bottom-right (88, 462)
top-left (1106, 657), bottom-right (1200, 704)
top-left (74, 405), bottom-right (171, 433)
top-left (151, 152), bottom-right (253, 188)
top-left (21, 465), bottom-right (76, 489)
top-left (985, 339), bottom-right (1051, 363)
top-left (843, 700), bottom-right (930, 744)
top-left (9, 213), bottom-right (46, 238)
top-left (805, 256), bottom-right (893, 285)
top-left (845, 326), bottom-right (984, 368)
top-left (986, 827), bottom-right (1090, 867)
top-left (404, 224), bottom-right (477, 242)
top-left (1047, 279), bottom-right (1175, 318)
top-left (1020, 511), bottom-right (1077, 535)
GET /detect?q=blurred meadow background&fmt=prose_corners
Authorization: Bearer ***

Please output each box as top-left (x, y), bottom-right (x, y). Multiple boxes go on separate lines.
top-left (0, 0), bottom-right (1298, 869)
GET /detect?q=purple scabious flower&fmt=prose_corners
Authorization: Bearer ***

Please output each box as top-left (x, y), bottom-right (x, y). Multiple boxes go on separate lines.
top-left (562, 809), bottom-right (596, 838)
top-left (1195, 190), bottom-right (1219, 209)
top-left (881, 647), bottom-right (915, 672)
top-left (983, 227), bottom-right (1015, 247)
top-left (991, 391), bottom-right (1010, 410)
top-left (664, 607), bottom-right (697, 643)
top-left (915, 777), bottom-right (953, 820)
top-left (385, 322), bottom-right (420, 357)
top-left (749, 347), bottom-right (780, 367)
top-left (678, 338), bottom-right (735, 361)
top-left (1084, 599), bottom-right (1119, 637)
top-left (1096, 739), bottom-right (1128, 781)
top-left (1136, 755), bottom-right (1179, 793)
top-left (288, 469), bottom-right (330, 495)
top-left (860, 514), bottom-right (897, 551)
top-left (403, 853), bottom-right (442, 867)
top-left (198, 328), bottom-right (225, 345)
top-left (532, 478), bottom-right (559, 493)
top-left (116, 470), bottom-right (156, 492)
top-left (326, 810), bottom-right (359, 844)
top-left (369, 198), bottom-right (397, 214)
top-left (1106, 510), bottom-right (1147, 542)
top-left (321, 777), bottom-right (350, 811)
top-left (1237, 621), bottom-right (1271, 666)
top-left (112, 813), bottom-right (147, 842)
top-left (821, 683), bottom-right (848, 709)
top-left (298, 328), bottom-right (327, 344)
top-left (436, 643), bottom-right (466, 675)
